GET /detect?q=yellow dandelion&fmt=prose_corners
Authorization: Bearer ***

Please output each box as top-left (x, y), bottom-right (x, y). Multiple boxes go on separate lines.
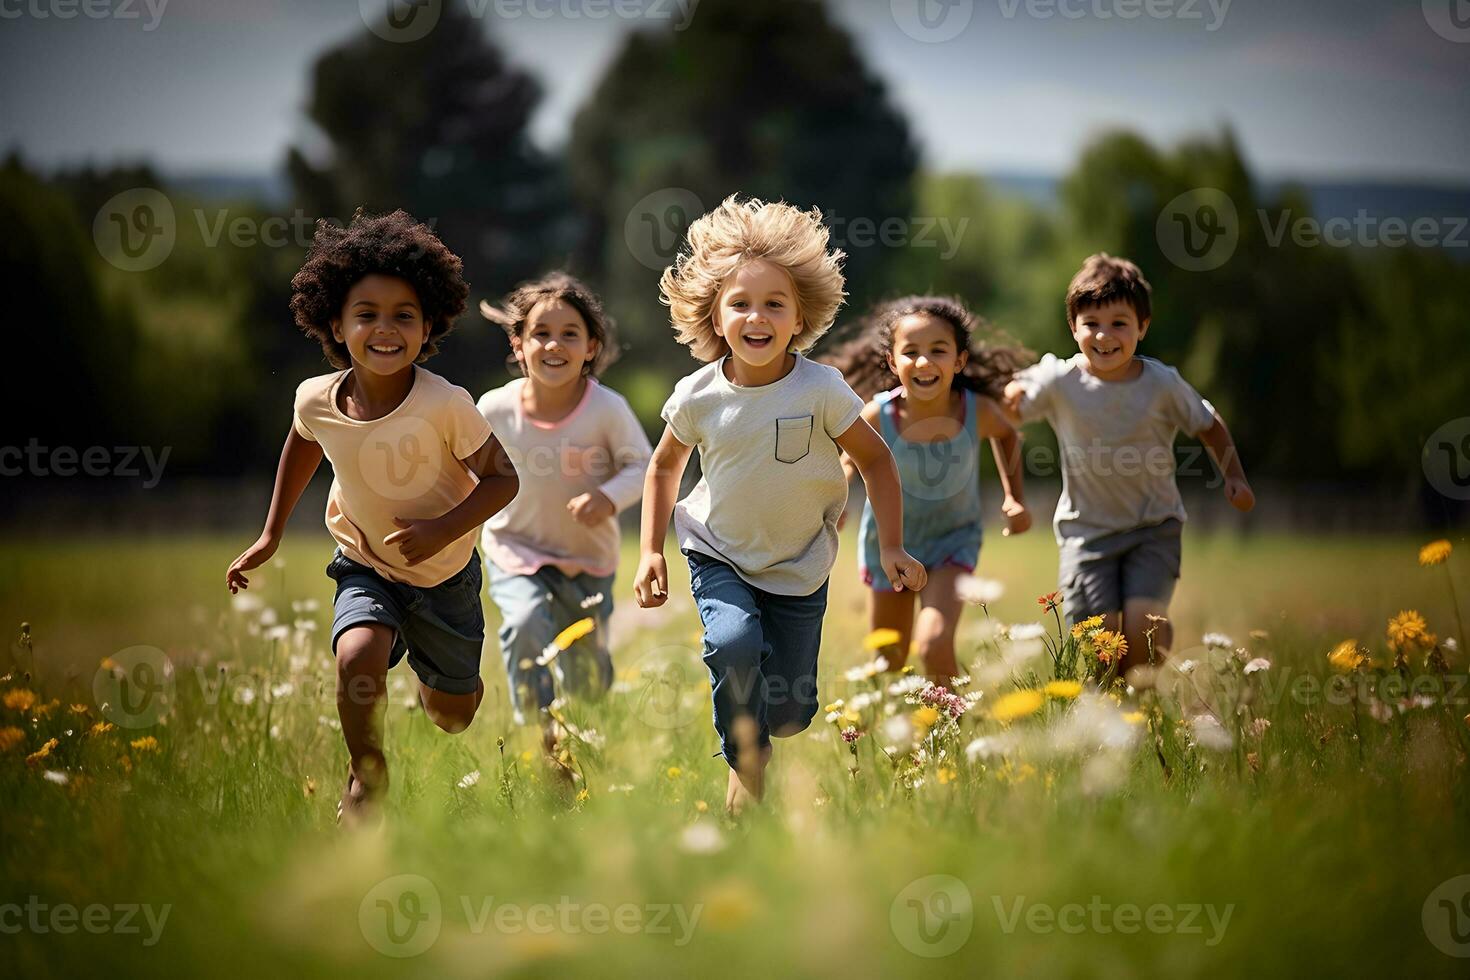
top-left (864, 628), bottom-right (903, 651)
top-left (990, 689), bottom-right (1044, 723)
top-left (89, 721), bottom-right (115, 736)
top-left (695, 800), bottom-right (708, 812)
top-left (552, 617), bottom-right (596, 651)
top-left (912, 706), bottom-right (940, 730)
top-left (666, 766), bottom-right (682, 779)
top-left (0, 726), bottom-right (25, 751)
top-left (25, 737), bottom-right (58, 766)
top-left (1043, 680), bottom-right (1082, 699)
top-left (519, 749), bottom-right (534, 763)
top-left (576, 788), bottom-right (590, 803)
top-left (1122, 711), bottom-right (1145, 725)
top-left (1328, 640), bottom-right (1368, 673)
top-left (1387, 611), bottom-right (1435, 652)
top-left (130, 736), bottom-right (159, 753)
top-left (900, 664), bottom-right (916, 675)
top-left (1419, 540), bottom-right (1452, 567)
top-left (4, 689), bottom-right (37, 712)
top-left (936, 766), bottom-right (957, 785)
top-left (1013, 763), bottom-right (1037, 783)
top-left (1070, 615), bottom-right (1105, 639)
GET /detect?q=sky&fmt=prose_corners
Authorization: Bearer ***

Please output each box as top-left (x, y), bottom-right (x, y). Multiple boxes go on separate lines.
top-left (1, 0), bottom-right (1467, 182)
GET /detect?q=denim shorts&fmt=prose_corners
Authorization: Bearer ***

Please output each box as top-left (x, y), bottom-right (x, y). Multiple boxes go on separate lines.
top-left (1058, 519), bottom-right (1181, 625)
top-left (326, 549), bottom-right (485, 695)
top-left (685, 549), bottom-right (829, 770)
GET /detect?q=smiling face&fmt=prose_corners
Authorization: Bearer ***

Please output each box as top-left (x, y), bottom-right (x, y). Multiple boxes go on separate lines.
top-left (331, 273), bottom-right (430, 376)
top-left (513, 297), bottom-right (599, 389)
top-left (712, 259), bottom-right (801, 370)
top-left (888, 313), bottom-right (968, 404)
top-left (1070, 299), bottom-right (1149, 378)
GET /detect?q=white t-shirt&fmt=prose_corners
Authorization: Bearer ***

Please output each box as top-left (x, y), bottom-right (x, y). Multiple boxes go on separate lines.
top-left (661, 354), bottom-right (864, 596)
top-left (1015, 353), bottom-right (1216, 546)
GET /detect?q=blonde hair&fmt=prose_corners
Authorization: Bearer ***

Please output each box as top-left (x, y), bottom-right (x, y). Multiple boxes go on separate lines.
top-left (659, 195), bottom-right (846, 362)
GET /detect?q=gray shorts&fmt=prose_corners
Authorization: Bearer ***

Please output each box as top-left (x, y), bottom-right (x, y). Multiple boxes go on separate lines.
top-left (1058, 519), bottom-right (1181, 625)
top-left (326, 549), bottom-right (485, 695)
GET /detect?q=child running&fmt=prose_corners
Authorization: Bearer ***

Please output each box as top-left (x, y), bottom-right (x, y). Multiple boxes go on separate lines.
top-left (226, 209), bottom-right (519, 826)
top-left (477, 273), bottom-right (652, 752)
top-left (826, 296), bottom-right (1032, 681)
top-left (635, 196), bottom-right (926, 815)
top-left (1003, 253), bottom-right (1254, 674)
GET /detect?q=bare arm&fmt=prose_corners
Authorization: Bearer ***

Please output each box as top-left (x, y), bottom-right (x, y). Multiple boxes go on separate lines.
top-left (226, 425), bottom-right (324, 592)
top-left (383, 434), bottom-right (521, 566)
top-left (977, 396), bottom-right (1031, 536)
top-left (835, 418), bottom-right (926, 592)
top-left (634, 425), bottom-right (695, 607)
top-left (1197, 409), bottom-right (1255, 512)
top-left (836, 400), bottom-right (881, 530)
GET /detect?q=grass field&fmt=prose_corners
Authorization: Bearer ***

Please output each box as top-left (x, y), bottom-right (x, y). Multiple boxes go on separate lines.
top-left (2, 526), bottom-right (1468, 977)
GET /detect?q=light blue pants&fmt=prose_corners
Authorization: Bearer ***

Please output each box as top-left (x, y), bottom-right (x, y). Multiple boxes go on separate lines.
top-left (484, 558), bottom-right (616, 721)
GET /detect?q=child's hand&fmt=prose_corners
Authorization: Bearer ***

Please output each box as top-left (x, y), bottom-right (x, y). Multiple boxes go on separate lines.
top-left (384, 516), bottom-right (456, 567)
top-left (226, 533), bottom-right (279, 593)
top-left (1224, 478), bottom-right (1255, 513)
top-left (567, 490), bottom-right (616, 526)
top-left (1001, 380), bottom-right (1026, 417)
top-left (1000, 495), bottom-right (1032, 536)
top-left (634, 553), bottom-right (669, 608)
top-left (881, 547), bottom-right (927, 592)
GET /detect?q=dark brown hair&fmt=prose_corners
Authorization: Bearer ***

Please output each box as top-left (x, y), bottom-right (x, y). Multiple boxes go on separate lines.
top-left (289, 208), bottom-right (468, 369)
top-left (1065, 253), bottom-right (1152, 325)
top-left (480, 271), bottom-right (618, 377)
top-left (821, 295), bottom-right (1032, 402)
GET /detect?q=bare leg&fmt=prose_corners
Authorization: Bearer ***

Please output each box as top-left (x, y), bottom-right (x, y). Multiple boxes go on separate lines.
top-left (914, 565), bottom-right (966, 683)
top-left (869, 587), bottom-right (917, 671)
top-left (726, 716), bottom-right (768, 816)
top-left (335, 623), bottom-right (393, 826)
top-left (417, 677), bottom-right (484, 734)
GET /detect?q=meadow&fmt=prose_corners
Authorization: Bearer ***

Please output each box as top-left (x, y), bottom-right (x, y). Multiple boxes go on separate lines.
top-left (2, 526), bottom-right (1468, 978)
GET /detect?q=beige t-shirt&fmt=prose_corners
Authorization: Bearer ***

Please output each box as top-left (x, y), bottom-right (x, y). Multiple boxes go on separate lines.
top-left (293, 367), bottom-right (493, 587)
top-left (661, 354), bottom-right (864, 596)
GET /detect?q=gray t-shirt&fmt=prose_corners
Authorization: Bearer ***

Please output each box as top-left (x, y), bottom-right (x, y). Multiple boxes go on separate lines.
top-left (661, 354), bottom-right (865, 596)
top-left (1016, 353), bottom-right (1216, 547)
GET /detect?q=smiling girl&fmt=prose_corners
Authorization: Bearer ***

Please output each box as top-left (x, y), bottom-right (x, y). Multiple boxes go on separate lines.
top-left (636, 196), bottom-right (925, 814)
top-left (826, 296), bottom-right (1032, 681)
top-left (476, 273), bottom-right (652, 751)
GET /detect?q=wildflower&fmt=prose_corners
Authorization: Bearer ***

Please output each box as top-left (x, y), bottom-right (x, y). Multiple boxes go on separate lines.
top-left (1202, 632), bottom-right (1234, 650)
top-left (3, 689), bottom-right (36, 713)
top-left (913, 683), bottom-right (970, 719)
top-left (553, 617), bottom-right (597, 651)
top-left (457, 770), bottom-right (481, 789)
top-left (1070, 616), bottom-right (1105, 640)
top-left (0, 726), bottom-right (25, 751)
top-left (576, 788), bottom-right (590, 803)
top-left (89, 721), bottom-right (114, 736)
top-left (1243, 658), bottom-right (1271, 675)
top-left (911, 706), bottom-right (941, 730)
top-left (1145, 613), bottom-right (1170, 625)
top-left (1008, 623), bottom-right (1046, 642)
top-left (680, 822), bottom-right (726, 855)
top-left (955, 575), bottom-right (1005, 606)
top-left (1037, 591), bottom-right (1062, 613)
top-left (864, 628), bottom-right (903, 651)
top-left (840, 726), bottom-right (863, 744)
top-left (844, 656), bottom-right (890, 682)
top-left (990, 689), bottom-right (1044, 723)
top-left (130, 736), bottom-right (159, 753)
top-left (69, 704), bottom-right (89, 715)
top-left (1092, 631), bottom-right (1128, 665)
top-left (666, 766), bottom-right (682, 779)
top-left (936, 766), bottom-right (957, 785)
top-left (1121, 711), bottom-right (1145, 725)
top-left (25, 737), bottom-right (58, 766)
top-left (1387, 611), bottom-right (1435, 652)
top-left (1419, 540), bottom-right (1452, 567)
top-left (1328, 640), bottom-right (1368, 673)
top-left (1249, 718), bottom-right (1272, 738)
top-left (1043, 680), bottom-right (1082, 699)
top-left (43, 770), bottom-right (68, 785)
top-left (1175, 659), bottom-right (1197, 674)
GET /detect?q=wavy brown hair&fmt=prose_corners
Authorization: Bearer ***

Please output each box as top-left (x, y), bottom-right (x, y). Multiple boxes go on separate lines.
top-left (821, 295), bottom-right (1033, 402)
top-left (479, 271), bottom-right (618, 377)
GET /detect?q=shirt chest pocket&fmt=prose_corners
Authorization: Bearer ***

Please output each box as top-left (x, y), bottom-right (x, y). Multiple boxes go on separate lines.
top-left (775, 415), bottom-right (814, 464)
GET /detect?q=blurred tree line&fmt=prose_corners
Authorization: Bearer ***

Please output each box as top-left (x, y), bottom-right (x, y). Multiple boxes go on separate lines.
top-left (3, 0), bottom-right (1464, 494)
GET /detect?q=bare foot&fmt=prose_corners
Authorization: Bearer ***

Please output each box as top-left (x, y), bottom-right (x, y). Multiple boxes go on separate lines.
top-left (336, 757), bottom-right (387, 829)
top-left (725, 745), bottom-right (771, 817)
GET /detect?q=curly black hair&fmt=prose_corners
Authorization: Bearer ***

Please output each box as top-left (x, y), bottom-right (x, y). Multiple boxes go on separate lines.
top-left (479, 271), bottom-right (619, 377)
top-left (821, 295), bottom-right (1033, 402)
top-left (289, 208), bottom-right (469, 369)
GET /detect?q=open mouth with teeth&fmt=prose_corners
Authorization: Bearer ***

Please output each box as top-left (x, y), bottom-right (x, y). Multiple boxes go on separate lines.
top-left (741, 332), bottom-right (774, 350)
top-left (367, 343), bottom-right (404, 356)
top-left (540, 357), bottom-right (569, 368)
top-left (911, 375), bottom-right (941, 389)
top-left (1091, 344), bottom-right (1122, 358)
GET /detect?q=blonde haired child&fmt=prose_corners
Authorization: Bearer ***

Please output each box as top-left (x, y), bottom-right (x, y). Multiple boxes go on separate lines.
top-left (635, 196), bottom-right (926, 814)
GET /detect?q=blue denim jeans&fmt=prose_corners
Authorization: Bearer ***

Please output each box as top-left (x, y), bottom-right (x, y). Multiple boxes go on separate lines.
top-left (685, 549), bottom-right (829, 770)
top-left (484, 558), bottom-right (615, 721)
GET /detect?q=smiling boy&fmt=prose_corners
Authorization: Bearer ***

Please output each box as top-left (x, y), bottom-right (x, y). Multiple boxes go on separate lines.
top-left (1003, 253), bottom-right (1253, 672)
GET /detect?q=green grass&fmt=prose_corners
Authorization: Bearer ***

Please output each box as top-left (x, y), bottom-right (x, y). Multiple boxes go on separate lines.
top-left (1, 527), bottom-right (1468, 978)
